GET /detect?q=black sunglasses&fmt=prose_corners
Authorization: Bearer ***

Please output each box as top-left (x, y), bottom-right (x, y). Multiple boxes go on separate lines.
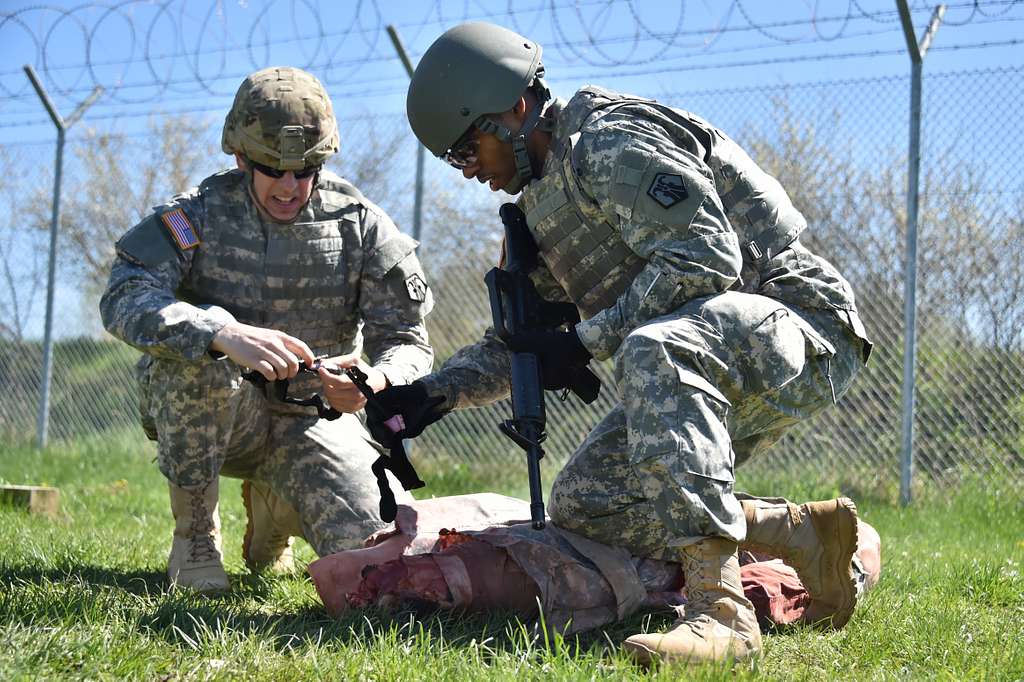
top-left (247, 158), bottom-right (321, 180)
top-left (442, 129), bottom-right (479, 169)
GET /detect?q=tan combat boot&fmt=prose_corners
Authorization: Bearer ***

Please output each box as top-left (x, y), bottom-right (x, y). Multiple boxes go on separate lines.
top-left (622, 537), bottom-right (762, 667)
top-left (740, 495), bottom-right (859, 628)
top-left (242, 480), bottom-right (304, 574)
top-left (167, 480), bottom-right (229, 594)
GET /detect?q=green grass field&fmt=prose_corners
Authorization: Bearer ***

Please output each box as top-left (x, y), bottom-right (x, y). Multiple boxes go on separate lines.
top-left (1, 432), bottom-right (1022, 680)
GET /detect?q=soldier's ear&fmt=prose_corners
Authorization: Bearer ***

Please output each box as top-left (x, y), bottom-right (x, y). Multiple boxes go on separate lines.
top-left (234, 153), bottom-right (247, 171)
top-left (512, 96), bottom-right (528, 124)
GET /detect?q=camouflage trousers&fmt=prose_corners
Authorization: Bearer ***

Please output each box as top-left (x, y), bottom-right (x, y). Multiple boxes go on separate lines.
top-left (137, 356), bottom-right (411, 556)
top-left (548, 291), bottom-right (866, 562)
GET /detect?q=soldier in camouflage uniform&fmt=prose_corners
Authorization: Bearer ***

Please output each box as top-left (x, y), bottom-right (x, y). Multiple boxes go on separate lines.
top-left (373, 23), bottom-right (873, 667)
top-left (99, 67), bottom-right (433, 594)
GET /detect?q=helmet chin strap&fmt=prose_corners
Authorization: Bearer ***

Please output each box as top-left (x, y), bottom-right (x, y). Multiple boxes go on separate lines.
top-left (475, 77), bottom-right (552, 194)
top-left (244, 167), bottom-right (320, 224)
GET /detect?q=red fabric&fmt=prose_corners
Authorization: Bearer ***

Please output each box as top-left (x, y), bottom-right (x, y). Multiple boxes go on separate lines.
top-left (740, 559), bottom-right (809, 626)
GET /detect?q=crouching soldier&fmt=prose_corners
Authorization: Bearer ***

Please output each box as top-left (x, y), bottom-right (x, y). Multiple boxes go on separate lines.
top-left (100, 66), bottom-right (434, 593)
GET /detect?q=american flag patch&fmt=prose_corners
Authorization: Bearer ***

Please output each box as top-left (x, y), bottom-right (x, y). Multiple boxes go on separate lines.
top-left (160, 208), bottom-right (199, 250)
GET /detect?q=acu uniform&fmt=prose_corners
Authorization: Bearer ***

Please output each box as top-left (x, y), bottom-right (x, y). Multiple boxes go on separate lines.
top-left (100, 167), bottom-right (433, 555)
top-left (420, 86), bottom-right (871, 560)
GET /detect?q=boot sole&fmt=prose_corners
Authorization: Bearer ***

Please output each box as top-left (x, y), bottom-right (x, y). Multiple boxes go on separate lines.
top-left (805, 497), bottom-right (858, 628)
top-left (168, 573), bottom-right (230, 595)
top-left (620, 639), bottom-right (659, 668)
top-left (621, 637), bottom-right (761, 668)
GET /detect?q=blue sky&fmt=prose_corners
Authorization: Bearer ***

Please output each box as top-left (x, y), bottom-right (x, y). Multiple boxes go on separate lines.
top-left (1, 0), bottom-right (1021, 145)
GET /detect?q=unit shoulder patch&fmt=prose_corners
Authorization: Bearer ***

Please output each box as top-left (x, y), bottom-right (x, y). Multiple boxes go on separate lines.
top-left (160, 208), bottom-right (200, 250)
top-left (647, 172), bottom-right (689, 209)
top-left (405, 273), bottom-right (428, 302)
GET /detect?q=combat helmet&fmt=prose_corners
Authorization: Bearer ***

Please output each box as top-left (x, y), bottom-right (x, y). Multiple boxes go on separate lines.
top-left (222, 66), bottom-right (338, 171)
top-left (407, 22), bottom-right (553, 193)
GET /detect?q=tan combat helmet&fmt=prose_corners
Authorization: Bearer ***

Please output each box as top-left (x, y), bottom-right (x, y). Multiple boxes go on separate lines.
top-left (222, 66), bottom-right (338, 171)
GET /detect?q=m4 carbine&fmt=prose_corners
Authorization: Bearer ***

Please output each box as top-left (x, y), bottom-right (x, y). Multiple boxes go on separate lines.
top-left (485, 203), bottom-right (601, 530)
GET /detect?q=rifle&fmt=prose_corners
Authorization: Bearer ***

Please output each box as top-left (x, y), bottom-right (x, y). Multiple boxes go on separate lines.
top-left (485, 203), bottom-right (601, 530)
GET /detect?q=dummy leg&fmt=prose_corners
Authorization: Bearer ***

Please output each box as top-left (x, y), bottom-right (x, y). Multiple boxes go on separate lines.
top-left (347, 536), bottom-right (541, 616)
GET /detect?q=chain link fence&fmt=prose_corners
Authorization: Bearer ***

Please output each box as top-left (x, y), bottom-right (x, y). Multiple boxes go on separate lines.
top-left (2, 65), bottom-right (1022, 494)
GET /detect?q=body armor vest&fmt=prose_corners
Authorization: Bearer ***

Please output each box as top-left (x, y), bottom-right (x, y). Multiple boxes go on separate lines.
top-left (518, 87), bottom-right (807, 319)
top-left (179, 170), bottom-right (365, 360)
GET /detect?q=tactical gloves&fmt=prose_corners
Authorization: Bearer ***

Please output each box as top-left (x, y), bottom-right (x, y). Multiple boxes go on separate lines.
top-left (366, 380), bottom-right (448, 444)
top-left (506, 329), bottom-right (593, 391)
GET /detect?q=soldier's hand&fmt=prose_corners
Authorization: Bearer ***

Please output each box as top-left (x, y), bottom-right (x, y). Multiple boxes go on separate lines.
top-left (210, 322), bottom-right (315, 381)
top-left (318, 354), bottom-right (388, 413)
top-left (505, 328), bottom-right (594, 392)
top-left (505, 328), bottom-right (592, 366)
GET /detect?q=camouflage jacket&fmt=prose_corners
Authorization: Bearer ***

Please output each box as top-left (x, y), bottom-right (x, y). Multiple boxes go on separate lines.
top-left (421, 86), bottom-right (868, 409)
top-left (100, 168), bottom-right (434, 386)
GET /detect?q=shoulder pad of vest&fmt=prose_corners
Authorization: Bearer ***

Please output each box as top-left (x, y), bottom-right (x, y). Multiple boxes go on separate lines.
top-left (316, 171), bottom-right (368, 211)
top-left (115, 210), bottom-right (188, 268)
top-left (562, 87), bottom-right (613, 117)
top-left (198, 168), bottom-right (244, 192)
top-left (365, 232), bottom-right (418, 278)
top-left (576, 84), bottom-right (619, 100)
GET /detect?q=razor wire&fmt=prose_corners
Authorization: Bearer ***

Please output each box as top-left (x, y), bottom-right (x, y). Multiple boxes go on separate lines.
top-left (1, 0), bottom-right (1021, 111)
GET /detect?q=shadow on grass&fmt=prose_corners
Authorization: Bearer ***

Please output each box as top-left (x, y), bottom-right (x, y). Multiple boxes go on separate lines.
top-left (0, 560), bottom-right (628, 655)
top-left (1, 559), bottom-right (846, 671)
top-left (138, 599), bottom-right (639, 656)
top-left (0, 561), bottom-right (275, 616)
top-left (0, 562), bottom-right (168, 596)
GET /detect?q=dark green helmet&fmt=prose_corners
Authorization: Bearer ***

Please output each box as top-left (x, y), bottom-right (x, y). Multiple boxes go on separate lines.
top-left (407, 22), bottom-right (543, 158)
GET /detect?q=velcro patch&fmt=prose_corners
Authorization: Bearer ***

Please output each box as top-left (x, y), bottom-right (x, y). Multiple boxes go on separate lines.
top-left (405, 274), bottom-right (428, 302)
top-left (160, 208), bottom-right (199, 250)
top-left (647, 173), bottom-right (689, 209)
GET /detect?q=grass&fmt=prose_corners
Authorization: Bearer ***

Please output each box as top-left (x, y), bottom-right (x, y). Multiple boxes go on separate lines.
top-left (1, 432), bottom-right (1022, 680)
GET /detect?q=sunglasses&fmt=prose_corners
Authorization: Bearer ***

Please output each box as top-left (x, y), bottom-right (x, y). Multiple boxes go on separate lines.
top-left (247, 158), bottom-right (321, 180)
top-left (442, 130), bottom-right (479, 169)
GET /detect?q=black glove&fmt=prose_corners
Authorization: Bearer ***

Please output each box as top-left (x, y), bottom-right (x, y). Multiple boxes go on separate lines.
top-left (365, 380), bottom-right (448, 444)
top-left (506, 329), bottom-right (593, 391)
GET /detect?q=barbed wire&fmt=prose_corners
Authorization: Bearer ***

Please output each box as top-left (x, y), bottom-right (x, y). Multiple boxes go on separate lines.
top-left (4, 59), bottom-right (1020, 146)
top-left (2, 0), bottom-right (1021, 113)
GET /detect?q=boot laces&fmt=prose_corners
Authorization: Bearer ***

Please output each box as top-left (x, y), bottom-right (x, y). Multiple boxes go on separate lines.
top-left (188, 489), bottom-right (219, 562)
top-left (189, 532), bottom-right (220, 563)
top-left (678, 550), bottom-right (714, 624)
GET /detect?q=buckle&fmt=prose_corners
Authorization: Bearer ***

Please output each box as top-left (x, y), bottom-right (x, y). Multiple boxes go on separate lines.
top-left (745, 241), bottom-right (763, 261)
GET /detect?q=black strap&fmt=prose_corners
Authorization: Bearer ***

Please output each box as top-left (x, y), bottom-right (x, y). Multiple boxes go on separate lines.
top-left (370, 441), bottom-right (425, 523)
top-left (344, 366), bottom-right (426, 522)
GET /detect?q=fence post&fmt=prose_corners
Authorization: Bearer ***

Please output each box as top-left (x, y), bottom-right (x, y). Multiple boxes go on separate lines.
top-left (385, 26), bottom-right (423, 457)
top-left (23, 66), bottom-right (102, 449)
top-left (895, 2), bottom-right (945, 505)
top-left (386, 25), bottom-right (424, 242)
